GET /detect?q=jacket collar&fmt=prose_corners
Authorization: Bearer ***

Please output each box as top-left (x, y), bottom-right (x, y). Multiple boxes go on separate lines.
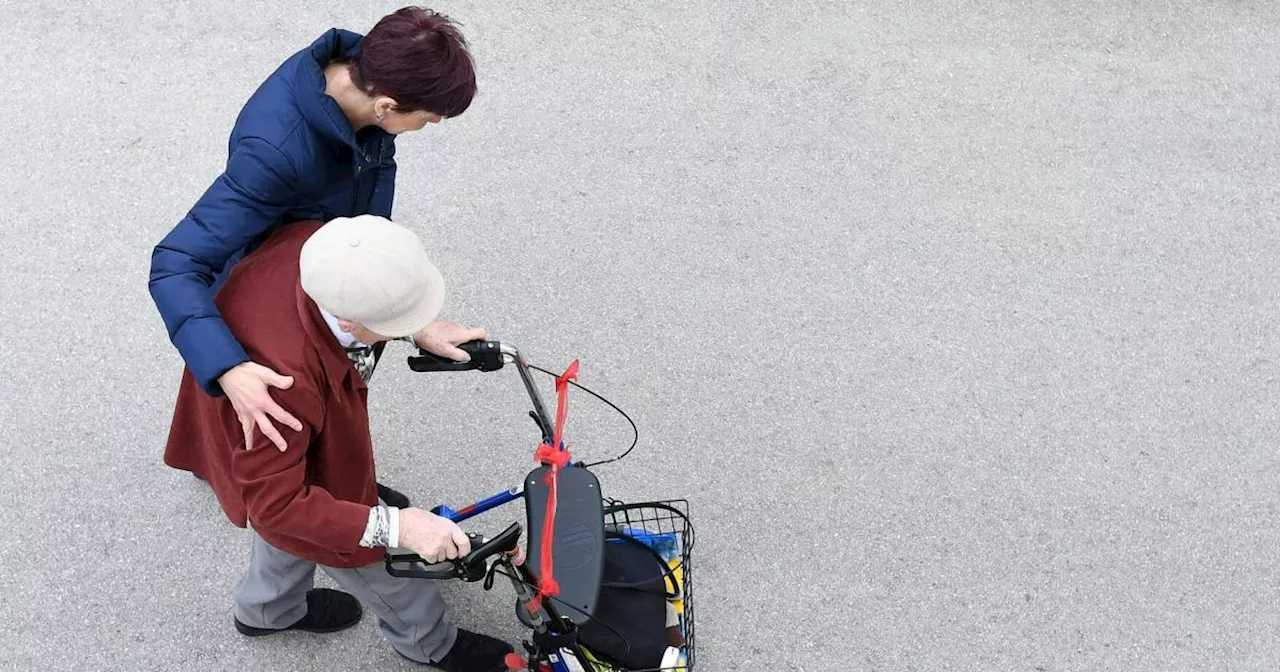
top-left (296, 278), bottom-right (365, 399)
top-left (294, 29), bottom-right (373, 155)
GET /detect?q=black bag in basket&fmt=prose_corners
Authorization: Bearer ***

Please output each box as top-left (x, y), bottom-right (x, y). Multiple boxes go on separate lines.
top-left (577, 532), bottom-right (680, 669)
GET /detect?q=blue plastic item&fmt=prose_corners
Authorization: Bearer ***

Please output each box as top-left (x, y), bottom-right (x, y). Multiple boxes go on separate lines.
top-left (610, 527), bottom-right (681, 562)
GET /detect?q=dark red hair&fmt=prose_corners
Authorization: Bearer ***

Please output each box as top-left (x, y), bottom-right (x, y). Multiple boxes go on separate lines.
top-left (349, 7), bottom-right (476, 117)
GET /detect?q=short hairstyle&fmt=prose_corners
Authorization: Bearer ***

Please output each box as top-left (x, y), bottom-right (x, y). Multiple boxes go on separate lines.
top-left (349, 7), bottom-right (476, 117)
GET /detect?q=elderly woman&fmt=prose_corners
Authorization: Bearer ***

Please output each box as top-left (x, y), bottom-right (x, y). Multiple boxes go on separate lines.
top-left (150, 7), bottom-right (485, 452)
top-left (164, 214), bottom-right (513, 671)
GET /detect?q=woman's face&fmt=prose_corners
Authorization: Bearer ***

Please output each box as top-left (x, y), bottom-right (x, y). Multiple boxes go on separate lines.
top-left (385, 108), bottom-right (443, 134)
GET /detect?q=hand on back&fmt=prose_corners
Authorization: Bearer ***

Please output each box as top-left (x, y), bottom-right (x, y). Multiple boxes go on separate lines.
top-left (218, 361), bottom-right (303, 451)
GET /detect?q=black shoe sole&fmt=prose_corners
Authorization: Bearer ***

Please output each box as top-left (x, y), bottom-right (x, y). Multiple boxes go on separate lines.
top-left (392, 647), bottom-right (434, 666)
top-left (392, 648), bottom-right (508, 672)
top-left (234, 614), bottom-right (363, 637)
top-left (235, 618), bottom-right (284, 637)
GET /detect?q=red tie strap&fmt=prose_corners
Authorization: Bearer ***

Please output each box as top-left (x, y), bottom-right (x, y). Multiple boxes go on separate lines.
top-left (505, 652), bottom-right (552, 672)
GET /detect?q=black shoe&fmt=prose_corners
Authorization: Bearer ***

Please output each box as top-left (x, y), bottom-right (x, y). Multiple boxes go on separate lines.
top-left (234, 588), bottom-right (363, 637)
top-left (435, 629), bottom-right (515, 672)
top-left (396, 629), bottom-right (514, 671)
top-left (377, 482), bottom-right (411, 509)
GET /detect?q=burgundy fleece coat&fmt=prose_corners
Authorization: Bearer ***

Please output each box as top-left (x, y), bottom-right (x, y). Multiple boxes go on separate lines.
top-left (163, 219), bottom-right (387, 568)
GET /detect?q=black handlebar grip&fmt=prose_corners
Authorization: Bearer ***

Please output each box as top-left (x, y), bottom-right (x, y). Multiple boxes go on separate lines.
top-left (385, 528), bottom-right (515, 582)
top-left (407, 340), bottom-right (504, 373)
top-left (462, 522), bottom-right (522, 571)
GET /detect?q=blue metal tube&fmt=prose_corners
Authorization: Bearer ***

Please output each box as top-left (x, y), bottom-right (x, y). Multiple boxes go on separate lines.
top-left (432, 486), bottom-right (524, 523)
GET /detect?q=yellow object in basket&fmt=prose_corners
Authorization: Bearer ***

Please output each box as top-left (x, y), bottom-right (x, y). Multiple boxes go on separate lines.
top-left (577, 646), bottom-right (618, 671)
top-left (667, 559), bottom-right (685, 613)
top-left (665, 560), bottom-right (684, 595)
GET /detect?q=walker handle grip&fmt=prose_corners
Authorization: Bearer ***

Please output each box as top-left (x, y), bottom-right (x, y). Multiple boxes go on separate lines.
top-left (384, 531), bottom-right (497, 581)
top-left (408, 340), bottom-right (504, 372)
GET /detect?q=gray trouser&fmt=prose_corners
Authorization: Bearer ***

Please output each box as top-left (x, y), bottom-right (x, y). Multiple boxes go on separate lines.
top-left (233, 530), bottom-right (458, 663)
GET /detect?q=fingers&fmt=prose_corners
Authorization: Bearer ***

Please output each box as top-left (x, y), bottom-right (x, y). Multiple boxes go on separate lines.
top-left (241, 415), bottom-right (254, 451)
top-left (435, 343), bottom-right (471, 362)
top-left (254, 412), bottom-right (289, 452)
top-left (264, 399), bottom-right (304, 433)
top-left (421, 541), bottom-right (458, 563)
top-left (240, 361), bottom-right (292, 389)
top-left (227, 365), bottom-right (301, 450)
top-left (414, 531), bottom-right (469, 562)
top-left (437, 523), bottom-right (469, 560)
top-left (440, 328), bottom-right (488, 362)
top-left (452, 526), bottom-right (472, 556)
top-left (418, 323), bottom-right (489, 361)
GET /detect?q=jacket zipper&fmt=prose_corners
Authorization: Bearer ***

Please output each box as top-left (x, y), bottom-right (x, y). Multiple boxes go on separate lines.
top-left (350, 155), bottom-right (362, 215)
top-left (349, 138), bottom-right (383, 215)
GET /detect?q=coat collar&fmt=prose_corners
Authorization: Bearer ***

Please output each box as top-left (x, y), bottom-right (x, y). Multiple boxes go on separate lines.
top-left (294, 29), bottom-right (388, 156)
top-left (296, 278), bottom-right (365, 399)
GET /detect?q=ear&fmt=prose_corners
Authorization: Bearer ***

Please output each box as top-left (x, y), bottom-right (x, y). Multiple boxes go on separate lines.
top-left (373, 96), bottom-right (399, 118)
top-left (336, 319), bottom-right (359, 334)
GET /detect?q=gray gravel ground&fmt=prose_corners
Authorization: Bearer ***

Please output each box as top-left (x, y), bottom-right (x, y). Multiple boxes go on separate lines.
top-left (3, 1), bottom-right (1280, 670)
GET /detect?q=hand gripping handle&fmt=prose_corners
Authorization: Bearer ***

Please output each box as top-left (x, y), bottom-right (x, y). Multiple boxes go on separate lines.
top-left (407, 340), bottom-right (505, 372)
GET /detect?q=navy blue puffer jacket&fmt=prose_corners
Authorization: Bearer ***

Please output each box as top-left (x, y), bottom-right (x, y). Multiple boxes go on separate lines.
top-left (150, 29), bottom-right (397, 395)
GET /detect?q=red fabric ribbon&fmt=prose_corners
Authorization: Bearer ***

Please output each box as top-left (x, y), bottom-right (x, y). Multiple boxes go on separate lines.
top-left (533, 443), bottom-right (572, 468)
top-left (505, 653), bottom-right (552, 672)
top-left (529, 359), bottom-right (580, 614)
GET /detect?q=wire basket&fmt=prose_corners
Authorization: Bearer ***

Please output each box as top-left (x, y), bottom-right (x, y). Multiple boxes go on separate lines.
top-left (588, 498), bottom-right (696, 672)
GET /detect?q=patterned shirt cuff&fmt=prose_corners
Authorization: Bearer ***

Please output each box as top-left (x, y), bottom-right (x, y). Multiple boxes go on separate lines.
top-left (359, 505), bottom-right (401, 548)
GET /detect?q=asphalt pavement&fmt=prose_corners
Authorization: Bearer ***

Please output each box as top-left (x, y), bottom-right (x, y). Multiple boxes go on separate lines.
top-left (3, 1), bottom-right (1279, 670)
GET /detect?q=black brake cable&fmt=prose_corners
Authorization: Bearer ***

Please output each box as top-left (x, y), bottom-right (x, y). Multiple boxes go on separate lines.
top-left (527, 364), bottom-right (638, 468)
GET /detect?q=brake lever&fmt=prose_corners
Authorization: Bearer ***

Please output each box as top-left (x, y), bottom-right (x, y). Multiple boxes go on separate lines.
top-left (483, 558), bottom-right (501, 591)
top-left (385, 554), bottom-right (471, 580)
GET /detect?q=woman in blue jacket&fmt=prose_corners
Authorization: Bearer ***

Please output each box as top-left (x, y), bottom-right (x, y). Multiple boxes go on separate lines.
top-left (150, 7), bottom-right (485, 452)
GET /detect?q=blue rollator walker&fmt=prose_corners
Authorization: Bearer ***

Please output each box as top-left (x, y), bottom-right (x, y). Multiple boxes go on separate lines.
top-left (384, 341), bottom-right (696, 672)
